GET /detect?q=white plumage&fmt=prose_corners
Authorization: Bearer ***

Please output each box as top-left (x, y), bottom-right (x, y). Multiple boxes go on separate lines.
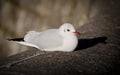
top-left (12, 23), bottom-right (80, 52)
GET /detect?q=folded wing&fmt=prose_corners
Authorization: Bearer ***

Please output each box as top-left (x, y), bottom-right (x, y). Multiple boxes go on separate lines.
top-left (24, 29), bottom-right (63, 50)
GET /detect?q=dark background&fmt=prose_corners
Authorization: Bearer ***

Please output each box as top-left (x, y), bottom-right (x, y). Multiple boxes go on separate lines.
top-left (0, 0), bottom-right (120, 75)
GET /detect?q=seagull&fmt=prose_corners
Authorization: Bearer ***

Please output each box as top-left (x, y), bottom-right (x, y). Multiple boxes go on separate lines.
top-left (8, 23), bottom-right (80, 52)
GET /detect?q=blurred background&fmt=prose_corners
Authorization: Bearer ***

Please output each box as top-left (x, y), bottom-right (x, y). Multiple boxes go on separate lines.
top-left (0, 0), bottom-right (97, 58)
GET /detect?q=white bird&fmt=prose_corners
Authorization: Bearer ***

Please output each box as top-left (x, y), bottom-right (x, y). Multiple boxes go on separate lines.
top-left (9, 23), bottom-right (80, 52)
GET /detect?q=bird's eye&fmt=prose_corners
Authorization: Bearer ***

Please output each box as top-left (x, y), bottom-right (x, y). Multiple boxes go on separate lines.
top-left (67, 29), bottom-right (70, 32)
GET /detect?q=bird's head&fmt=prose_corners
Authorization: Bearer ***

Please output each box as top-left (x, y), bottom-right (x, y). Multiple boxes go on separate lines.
top-left (59, 23), bottom-right (80, 36)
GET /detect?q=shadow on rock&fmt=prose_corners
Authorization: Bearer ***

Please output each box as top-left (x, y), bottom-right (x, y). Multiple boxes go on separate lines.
top-left (75, 37), bottom-right (107, 51)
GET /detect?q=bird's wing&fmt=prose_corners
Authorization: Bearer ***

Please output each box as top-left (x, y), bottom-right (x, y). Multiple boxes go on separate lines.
top-left (24, 29), bottom-right (64, 49)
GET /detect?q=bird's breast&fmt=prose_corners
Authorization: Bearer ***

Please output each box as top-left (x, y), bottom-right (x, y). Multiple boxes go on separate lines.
top-left (62, 36), bottom-right (78, 52)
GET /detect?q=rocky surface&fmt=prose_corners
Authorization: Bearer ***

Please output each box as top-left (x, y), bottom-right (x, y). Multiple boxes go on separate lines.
top-left (0, 0), bottom-right (120, 75)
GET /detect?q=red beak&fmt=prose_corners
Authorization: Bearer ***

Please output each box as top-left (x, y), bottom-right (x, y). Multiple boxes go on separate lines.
top-left (73, 31), bottom-right (80, 35)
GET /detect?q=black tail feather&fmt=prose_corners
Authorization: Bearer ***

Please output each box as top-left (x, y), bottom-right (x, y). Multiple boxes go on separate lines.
top-left (7, 38), bottom-right (24, 41)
